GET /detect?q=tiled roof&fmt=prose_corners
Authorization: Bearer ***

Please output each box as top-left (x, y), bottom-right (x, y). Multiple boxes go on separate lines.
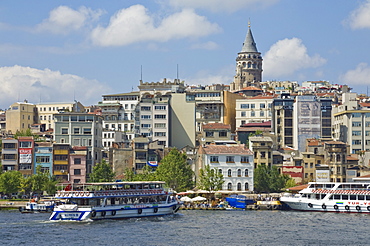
top-left (240, 86), bottom-right (263, 91)
top-left (203, 123), bottom-right (231, 130)
top-left (249, 95), bottom-right (277, 99)
top-left (307, 139), bottom-right (320, 146)
top-left (360, 102), bottom-right (370, 107)
top-left (325, 141), bottom-right (346, 145)
top-left (346, 155), bottom-right (358, 161)
top-left (202, 144), bottom-right (253, 155)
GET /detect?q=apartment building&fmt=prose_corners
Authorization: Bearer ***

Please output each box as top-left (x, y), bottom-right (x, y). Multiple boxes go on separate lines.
top-left (236, 94), bottom-right (274, 127)
top-left (1, 138), bottom-right (18, 171)
top-left (34, 142), bottom-right (53, 175)
top-left (197, 144), bottom-right (254, 192)
top-left (18, 137), bottom-right (34, 176)
top-left (69, 146), bottom-right (87, 183)
top-left (6, 101), bottom-right (37, 134)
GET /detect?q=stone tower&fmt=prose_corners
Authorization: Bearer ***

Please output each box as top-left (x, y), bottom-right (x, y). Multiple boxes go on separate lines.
top-left (231, 21), bottom-right (263, 91)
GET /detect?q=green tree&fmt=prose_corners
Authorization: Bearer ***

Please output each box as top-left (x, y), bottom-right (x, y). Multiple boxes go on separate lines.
top-left (0, 171), bottom-right (23, 196)
top-left (254, 165), bottom-right (287, 193)
top-left (155, 148), bottom-right (194, 192)
top-left (89, 160), bottom-right (115, 182)
top-left (14, 129), bottom-right (38, 140)
top-left (197, 164), bottom-right (224, 191)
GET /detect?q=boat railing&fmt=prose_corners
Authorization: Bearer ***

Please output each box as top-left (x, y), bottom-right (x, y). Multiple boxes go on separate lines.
top-left (56, 189), bottom-right (165, 197)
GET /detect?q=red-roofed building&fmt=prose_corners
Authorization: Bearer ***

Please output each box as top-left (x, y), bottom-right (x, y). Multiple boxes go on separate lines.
top-left (197, 144), bottom-right (254, 192)
top-left (201, 123), bottom-right (232, 145)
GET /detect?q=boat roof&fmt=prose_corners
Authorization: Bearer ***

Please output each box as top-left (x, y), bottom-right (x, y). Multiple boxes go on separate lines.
top-left (60, 181), bottom-right (166, 186)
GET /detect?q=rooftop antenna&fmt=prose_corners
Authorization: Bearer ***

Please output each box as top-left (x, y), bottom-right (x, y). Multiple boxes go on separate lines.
top-left (176, 64), bottom-right (179, 80)
top-left (140, 65), bottom-right (143, 81)
top-left (248, 18), bottom-right (251, 28)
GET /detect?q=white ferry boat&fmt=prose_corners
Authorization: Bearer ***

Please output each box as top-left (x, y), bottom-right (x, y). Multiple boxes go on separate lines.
top-left (19, 200), bottom-right (55, 213)
top-left (49, 181), bottom-right (181, 221)
top-left (280, 182), bottom-right (370, 213)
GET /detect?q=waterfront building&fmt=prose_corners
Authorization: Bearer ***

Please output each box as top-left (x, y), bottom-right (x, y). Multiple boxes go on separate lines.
top-left (230, 22), bottom-right (262, 91)
top-left (53, 112), bottom-right (103, 174)
top-left (18, 136), bottom-right (34, 177)
top-left (197, 144), bottom-right (254, 192)
top-left (34, 142), bottom-right (53, 176)
top-left (69, 146), bottom-right (88, 183)
top-left (52, 143), bottom-right (70, 181)
top-left (5, 101), bottom-right (37, 135)
top-left (1, 138), bottom-right (18, 171)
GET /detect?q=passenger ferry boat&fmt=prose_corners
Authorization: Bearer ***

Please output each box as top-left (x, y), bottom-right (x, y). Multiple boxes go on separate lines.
top-left (280, 182), bottom-right (370, 213)
top-left (19, 200), bottom-right (55, 213)
top-left (49, 181), bottom-right (181, 221)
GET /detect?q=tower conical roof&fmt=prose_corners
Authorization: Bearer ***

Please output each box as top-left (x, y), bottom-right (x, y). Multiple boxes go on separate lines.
top-left (241, 22), bottom-right (258, 53)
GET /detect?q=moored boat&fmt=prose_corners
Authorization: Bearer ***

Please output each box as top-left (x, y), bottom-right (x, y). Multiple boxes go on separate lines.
top-left (49, 181), bottom-right (181, 221)
top-left (280, 182), bottom-right (370, 213)
top-left (19, 200), bottom-right (55, 213)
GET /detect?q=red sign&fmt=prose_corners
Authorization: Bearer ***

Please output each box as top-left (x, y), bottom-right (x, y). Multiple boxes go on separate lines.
top-left (19, 149), bottom-right (32, 154)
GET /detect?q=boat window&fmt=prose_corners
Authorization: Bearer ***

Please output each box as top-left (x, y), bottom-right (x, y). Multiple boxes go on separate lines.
top-left (302, 194), bottom-right (307, 198)
top-left (366, 195), bottom-right (370, 201)
top-left (325, 184), bottom-right (334, 188)
top-left (149, 184), bottom-right (156, 189)
top-left (320, 194), bottom-right (326, 199)
top-left (328, 195), bottom-right (333, 200)
top-left (315, 194), bottom-right (320, 199)
top-left (358, 195), bottom-right (365, 200)
top-left (342, 195), bottom-right (348, 200)
top-left (350, 195), bottom-right (357, 200)
top-left (143, 184), bottom-right (149, 189)
top-left (334, 195), bottom-right (341, 200)
top-left (316, 184), bottom-right (323, 189)
top-left (342, 184), bottom-right (351, 189)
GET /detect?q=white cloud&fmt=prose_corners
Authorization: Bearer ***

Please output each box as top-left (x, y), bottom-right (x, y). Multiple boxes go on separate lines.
top-left (339, 63), bottom-right (370, 85)
top-left (167, 0), bottom-right (278, 13)
top-left (90, 5), bottom-right (221, 47)
top-left (183, 65), bottom-right (234, 86)
top-left (0, 65), bottom-right (108, 109)
top-left (37, 6), bottom-right (104, 34)
top-left (263, 38), bottom-right (326, 78)
top-left (344, 0), bottom-right (370, 29)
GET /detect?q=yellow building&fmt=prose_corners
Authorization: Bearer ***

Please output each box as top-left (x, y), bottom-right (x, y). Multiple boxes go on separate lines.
top-left (6, 101), bottom-right (36, 134)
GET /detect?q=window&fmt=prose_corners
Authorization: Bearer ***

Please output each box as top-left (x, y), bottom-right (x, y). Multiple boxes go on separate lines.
top-left (210, 156), bottom-right (219, 163)
top-left (352, 131), bottom-right (361, 136)
top-left (251, 104), bottom-right (255, 109)
top-left (19, 141), bottom-right (32, 148)
top-left (141, 115), bottom-right (151, 119)
top-left (251, 111), bottom-right (255, 117)
top-left (154, 123), bottom-right (166, 128)
top-left (352, 122), bottom-right (361, 127)
top-left (241, 111), bottom-right (246, 117)
top-left (206, 131), bottom-right (214, 137)
top-left (155, 106), bottom-right (166, 110)
top-left (218, 169), bottom-right (222, 175)
top-left (154, 115), bottom-right (166, 119)
top-left (260, 111), bottom-right (264, 117)
top-left (154, 132), bottom-right (166, 137)
top-left (74, 169), bottom-right (81, 175)
top-left (237, 169), bottom-right (241, 177)
top-left (352, 140), bottom-right (361, 145)
top-left (3, 143), bottom-right (16, 149)
top-left (83, 128), bottom-right (91, 134)
top-left (240, 104), bottom-right (249, 109)
top-left (228, 169), bottom-right (232, 177)
top-left (219, 131), bottom-right (227, 137)
top-left (226, 156), bottom-right (234, 163)
top-left (74, 158), bottom-right (81, 164)
top-left (227, 183), bottom-right (232, 190)
top-left (141, 124), bottom-right (151, 128)
top-left (36, 156), bottom-right (50, 163)
top-left (237, 183), bottom-right (242, 191)
top-left (241, 156), bottom-right (249, 163)
top-left (3, 154), bottom-right (16, 160)
top-left (61, 128), bottom-right (68, 134)
top-left (352, 113), bottom-right (361, 118)
top-left (141, 106), bottom-right (151, 111)
top-left (260, 103), bottom-right (265, 109)
top-left (245, 182), bottom-right (249, 190)
top-left (245, 169), bottom-right (249, 176)
top-left (74, 128), bottom-right (80, 134)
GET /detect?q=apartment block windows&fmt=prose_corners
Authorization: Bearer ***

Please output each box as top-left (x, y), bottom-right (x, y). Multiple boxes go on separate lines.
top-left (74, 158), bottom-right (81, 164)
top-left (228, 169), bottom-right (232, 177)
top-left (226, 156), bottom-right (234, 163)
top-left (241, 111), bottom-right (246, 117)
top-left (74, 128), bottom-right (80, 134)
top-left (260, 103), bottom-right (265, 109)
top-left (352, 131), bottom-right (361, 136)
top-left (141, 106), bottom-right (151, 111)
top-left (352, 122), bottom-right (361, 127)
top-left (206, 131), bottom-right (214, 137)
top-left (352, 140), bottom-right (361, 145)
top-left (251, 111), bottom-right (255, 117)
top-left (74, 169), bottom-right (81, 175)
top-left (210, 156), bottom-right (219, 163)
top-left (154, 132), bottom-right (166, 137)
top-left (61, 128), bottom-right (68, 134)
top-left (83, 128), bottom-right (91, 134)
top-left (240, 104), bottom-right (249, 109)
top-left (241, 156), bottom-right (249, 163)
top-left (154, 123), bottom-right (166, 128)
top-left (155, 106), bottom-right (166, 110)
top-left (245, 169), bottom-right (249, 177)
top-left (219, 131), bottom-right (227, 137)
top-left (154, 115), bottom-right (166, 119)
top-left (36, 156), bottom-right (50, 163)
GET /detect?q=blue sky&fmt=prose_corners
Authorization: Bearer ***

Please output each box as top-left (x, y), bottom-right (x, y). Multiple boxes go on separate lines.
top-left (1, 0), bottom-right (370, 109)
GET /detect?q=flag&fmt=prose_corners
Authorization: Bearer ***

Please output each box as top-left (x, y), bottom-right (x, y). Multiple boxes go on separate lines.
top-left (64, 184), bottom-right (72, 191)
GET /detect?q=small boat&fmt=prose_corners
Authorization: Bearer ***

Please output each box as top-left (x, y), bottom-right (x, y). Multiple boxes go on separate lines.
top-left (19, 200), bottom-right (55, 213)
top-left (280, 182), bottom-right (370, 213)
top-left (49, 181), bottom-right (182, 221)
top-left (225, 195), bottom-right (254, 209)
top-left (248, 200), bottom-right (283, 210)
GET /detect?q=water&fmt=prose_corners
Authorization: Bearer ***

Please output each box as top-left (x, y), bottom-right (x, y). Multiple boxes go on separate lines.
top-left (0, 209), bottom-right (368, 246)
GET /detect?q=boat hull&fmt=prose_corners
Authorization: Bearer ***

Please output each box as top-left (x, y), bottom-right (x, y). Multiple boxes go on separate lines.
top-left (280, 197), bottom-right (370, 213)
top-left (49, 203), bottom-right (181, 221)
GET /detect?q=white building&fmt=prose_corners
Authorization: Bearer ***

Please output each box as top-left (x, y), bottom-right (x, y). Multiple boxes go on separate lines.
top-left (236, 94), bottom-right (274, 127)
top-left (198, 144), bottom-right (254, 192)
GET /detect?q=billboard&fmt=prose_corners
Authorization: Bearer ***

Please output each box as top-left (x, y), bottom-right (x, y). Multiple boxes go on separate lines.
top-left (316, 170), bottom-right (330, 182)
top-left (19, 148), bottom-right (32, 163)
top-left (282, 166), bottom-right (303, 184)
